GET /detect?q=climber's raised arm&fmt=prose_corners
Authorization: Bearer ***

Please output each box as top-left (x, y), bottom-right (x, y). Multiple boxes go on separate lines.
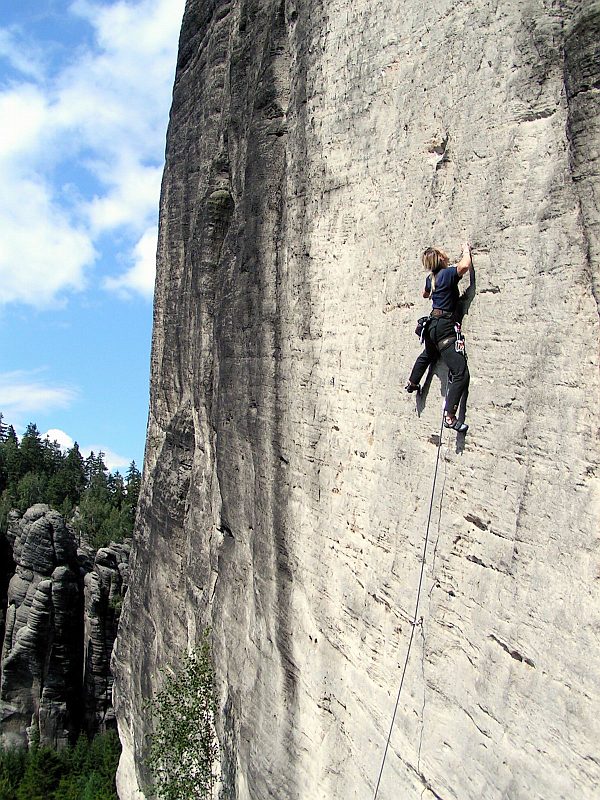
top-left (456, 242), bottom-right (472, 277)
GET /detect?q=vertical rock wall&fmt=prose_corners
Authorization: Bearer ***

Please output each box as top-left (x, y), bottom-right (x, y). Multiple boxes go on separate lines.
top-left (0, 529), bottom-right (14, 652)
top-left (0, 506), bottom-right (130, 749)
top-left (1, 506), bottom-right (82, 749)
top-left (84, 542), bottom-right (130, 736)
top-left (113, 1), bottom-right (600, 798)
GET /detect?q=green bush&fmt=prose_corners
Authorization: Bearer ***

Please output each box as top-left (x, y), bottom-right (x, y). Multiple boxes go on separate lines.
top-left (146, 634), bottom-right (218, 800)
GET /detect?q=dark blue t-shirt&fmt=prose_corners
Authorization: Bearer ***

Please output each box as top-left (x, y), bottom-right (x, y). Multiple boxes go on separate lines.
top-left (425, 266), bottom-right (460, 312)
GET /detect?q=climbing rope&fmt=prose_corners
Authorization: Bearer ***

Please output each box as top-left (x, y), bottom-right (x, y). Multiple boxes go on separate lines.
top-left (372, 390), bottom-right (449, 800)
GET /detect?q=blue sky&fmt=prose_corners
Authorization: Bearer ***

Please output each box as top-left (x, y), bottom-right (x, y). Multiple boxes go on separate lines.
top-left (0, 0), bottom-right (185, 470)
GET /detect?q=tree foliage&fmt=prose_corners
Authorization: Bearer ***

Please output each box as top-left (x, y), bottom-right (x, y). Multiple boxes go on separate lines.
top-left (0, 413), bottom-right (141, 546)
top-left (146, 633), bottom-right (219, 800)
top-left (0, 732), bottom-right (120, 800)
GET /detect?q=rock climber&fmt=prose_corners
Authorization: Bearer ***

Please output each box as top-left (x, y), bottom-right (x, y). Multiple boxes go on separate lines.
top-left (405, 242), bottom-right (472, 433)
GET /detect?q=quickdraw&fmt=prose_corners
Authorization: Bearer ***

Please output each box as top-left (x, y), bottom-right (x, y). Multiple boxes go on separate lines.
top-left (454, 321), bottom-right (466, 354)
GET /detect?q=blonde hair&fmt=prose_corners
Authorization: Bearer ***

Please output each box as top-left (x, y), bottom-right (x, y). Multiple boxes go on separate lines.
top-left (422, 247), bottom-right (448, 274)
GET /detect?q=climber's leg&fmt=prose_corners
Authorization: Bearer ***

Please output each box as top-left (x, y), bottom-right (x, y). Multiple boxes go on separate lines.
top-left (440, 346), bottom-right (469, 418)
top-left (407, 330), bottom-right (438, 391)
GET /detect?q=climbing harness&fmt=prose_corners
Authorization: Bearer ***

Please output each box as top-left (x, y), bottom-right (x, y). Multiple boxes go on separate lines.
top-left (437, 322), bottom-right (465, 354)
top-left (372, 387), bottom-right (449, 800)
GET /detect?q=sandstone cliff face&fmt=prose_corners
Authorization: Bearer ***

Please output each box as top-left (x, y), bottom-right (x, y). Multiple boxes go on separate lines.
top-left (84, 542), bottom-right (131, 736)
top-left (113, 1), bottom-right (600, 799)
top-left (0, 530), bottom-right (13, 653)
top-left (1, 506), bottom-right (82, 749)
top-left (0, 506), bottom-right (130, 749)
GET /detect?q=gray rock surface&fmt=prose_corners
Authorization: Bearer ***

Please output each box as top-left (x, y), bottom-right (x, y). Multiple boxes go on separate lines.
top-left (84, 542), bottom-right (130, 735)
top-left (0, 529), bottom-right (13, 654)
top-left (0, 505), bottom-right (81, 749)
top-left (0, 506), bottom-right (130, 748)
top-left (113, 1), bottom-right (600, 799)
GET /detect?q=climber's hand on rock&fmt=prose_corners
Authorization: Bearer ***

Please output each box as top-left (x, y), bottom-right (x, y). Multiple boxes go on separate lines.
top-left (457, 242), bottom-right (472, 276)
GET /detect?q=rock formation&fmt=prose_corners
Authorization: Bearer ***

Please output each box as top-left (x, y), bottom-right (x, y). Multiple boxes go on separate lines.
top-left (84, 541), bottom-right (130, 736)
top-left (1, 505), bottom-right (82, 749)
top-left (0, 505), bottom-right (129, 749)
top-left (113, 1), bottom-right (600, 799)
top-left (0, 528), bottom-right (13, 652)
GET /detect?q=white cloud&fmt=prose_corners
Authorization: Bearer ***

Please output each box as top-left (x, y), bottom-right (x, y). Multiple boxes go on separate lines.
top-left (0, 84), bottom-right (96, 307)
top-left (0, 29), bottom-right (45, 80)
top-left (43, 428), bottom-right (75, 450)
top-left (104, 227), bottom-right (157, 298)
top-left (0, 371), bottom-right (78, 418)
top-left (86, 164), bottom-right (163, 234)
top-left (41, 427), bottom-right (130, 471)
top-left (0, 0), bottom-right (185, 307)
top-left (0, 84), bottom-right (48, 159)
top-left (0, 177), bottom-right (95, 307)
top-left (73, 0), bottom-right (183, 53)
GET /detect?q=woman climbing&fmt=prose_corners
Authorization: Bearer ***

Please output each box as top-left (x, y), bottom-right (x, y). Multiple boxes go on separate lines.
top-left (405, 242), bottom-right (472, 433)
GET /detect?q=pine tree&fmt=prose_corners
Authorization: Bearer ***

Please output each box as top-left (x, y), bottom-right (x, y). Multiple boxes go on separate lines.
top-left (0, 427), bottom-right (21, 531)
top-left (19, 424), bottom-right (45, 477)
top-left (15, 746), bottom-right (61, 800)
top-left (0, 732), bottom-right (119, 800)
top-left (0, 745), bottom-right (26, 799)
top-left (0, 422), bottom-right (7, 495)
top-left (76, 452), bottom-right (118, 547)
top-left (42, 436), bottom-right (65, 476)
top-left (125, 461), bottom-right (141, 510)
top-left (65, 444), bottom-right (86, 496)
top-left (84, 452), bottom-right (109, 489)
top-left (107, 472), bottom-right (125, 508)
top-left (47, 443), bottom-right (86, 509)
top-left (3, 427), bottom-right (21, 486)
top-left (0, 413), bottom-right (8, 442)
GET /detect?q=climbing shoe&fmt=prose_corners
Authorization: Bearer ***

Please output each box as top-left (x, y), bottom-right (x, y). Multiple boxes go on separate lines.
top-left (444, 416), bottom-right (468, 433)
top-left (405, 381), bottom-right (420, 394)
